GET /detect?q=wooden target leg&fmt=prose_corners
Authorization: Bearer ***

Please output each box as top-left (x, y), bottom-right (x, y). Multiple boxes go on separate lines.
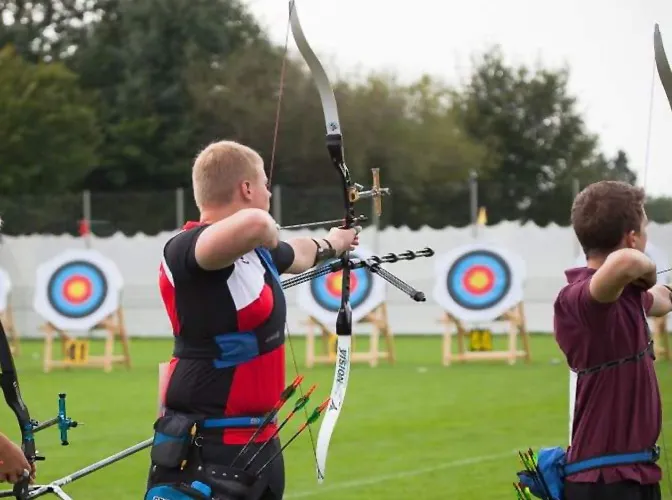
top-left (518, 303), bottom-right (531, 363)
top-left (5, 305), bottom-right (19, 356)
top-left (103, 319), bottom-right (114, 373)
top-left (42, 324), bottom-right (53, 373)
top-left (655, 316), bottom-right (670, 361)
top-left (369, 311), bottom-right (379, 368)
top-left (116, 309), bottom-right (132, 369)
top-left (305, 318), bottom-right (315, 369)
top-left (456, 318), bottom-right (467, 363)
top-left (381, 303), bottom-right (395, 364)
top-left (507, 311), bottom-right (517, 365)
top-left (440, 313), bottom-right (452, 366)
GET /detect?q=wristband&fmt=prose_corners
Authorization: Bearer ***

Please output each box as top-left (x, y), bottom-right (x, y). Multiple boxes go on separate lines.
top-left (312, 240), bottom-right (336, 266)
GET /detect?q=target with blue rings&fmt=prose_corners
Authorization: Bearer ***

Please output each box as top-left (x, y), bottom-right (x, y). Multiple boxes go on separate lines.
top-left (47, 260), bottom-right (108, 319)
top-left (310, 259), bottom-right (373, 312)
top-left (446, 250), bottom-right (511, 310)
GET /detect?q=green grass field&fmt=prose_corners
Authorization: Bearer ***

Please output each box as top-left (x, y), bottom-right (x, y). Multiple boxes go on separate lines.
top-left (0, 334), bottom-right (670, 499)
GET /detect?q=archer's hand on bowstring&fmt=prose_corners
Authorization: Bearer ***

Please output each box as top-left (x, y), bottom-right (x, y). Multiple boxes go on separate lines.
top-left (325, 226), bottom-right (361, 256)
top-left (0, 433), bottom-right (35, 485)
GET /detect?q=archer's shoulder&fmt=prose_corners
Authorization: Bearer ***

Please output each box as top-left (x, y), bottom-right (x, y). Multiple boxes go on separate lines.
top-left (163, 223), bottom-right (211, 258)
top-left (554, 268), bottom-right (594, 307)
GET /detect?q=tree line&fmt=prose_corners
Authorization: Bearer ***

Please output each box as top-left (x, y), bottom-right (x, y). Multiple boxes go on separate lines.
top-left (0, 0), bottom-right (670, 235)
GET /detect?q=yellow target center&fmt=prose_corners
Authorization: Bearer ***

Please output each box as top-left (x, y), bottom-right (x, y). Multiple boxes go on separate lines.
top-left (329, 273), bottom-right (343, 293)
top-left (468, 270), bottom-right (490, 290)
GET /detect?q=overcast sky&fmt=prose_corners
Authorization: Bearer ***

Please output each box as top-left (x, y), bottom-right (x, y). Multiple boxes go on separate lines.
top-left (242, 0), bottom-right (672, 196)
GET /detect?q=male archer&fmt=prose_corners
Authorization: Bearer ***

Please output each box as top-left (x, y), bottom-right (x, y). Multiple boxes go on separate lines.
top-left (146, 140), bottom-right (359, 499)
top-left (554, 180), bottom-right (669, 500)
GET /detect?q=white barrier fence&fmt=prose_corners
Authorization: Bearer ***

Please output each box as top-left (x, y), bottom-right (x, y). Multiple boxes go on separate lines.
top-left (2, 221), bottom-right (672, 338)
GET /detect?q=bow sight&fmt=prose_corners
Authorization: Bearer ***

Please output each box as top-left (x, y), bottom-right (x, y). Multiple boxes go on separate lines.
top-left (278, 168), bottom-right (390, 231)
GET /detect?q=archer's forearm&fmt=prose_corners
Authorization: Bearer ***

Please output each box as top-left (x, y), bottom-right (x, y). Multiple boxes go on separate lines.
top-left (647, 285), bottom-right (672, 317)
top-left (284, 237), bottom-right (321, 274)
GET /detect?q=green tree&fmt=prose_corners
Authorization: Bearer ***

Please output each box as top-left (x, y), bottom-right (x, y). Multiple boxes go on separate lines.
top-left (452, 47), bottom-right (638, 226)
top-left (0, 45), bottom-right (99, 194)
top-left (0, 0), bottom-right (103, 62)
top-left (190, 53), bottom-right (487, 228)
top-left (70, 0), bottom-right (267, 191)
top-left (644, 195), bottom-right (672, 223)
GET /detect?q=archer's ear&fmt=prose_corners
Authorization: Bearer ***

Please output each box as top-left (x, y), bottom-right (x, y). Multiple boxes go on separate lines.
top-left (240, 181), bottom-right (252, 201)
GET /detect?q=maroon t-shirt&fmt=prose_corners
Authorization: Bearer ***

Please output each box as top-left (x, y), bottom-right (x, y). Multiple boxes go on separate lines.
top-left (554, 267), bottom-right (661, 484)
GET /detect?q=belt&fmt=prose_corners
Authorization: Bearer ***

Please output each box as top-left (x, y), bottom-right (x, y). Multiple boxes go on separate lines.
top-left (163, 409), bottom-right (277, 429)
top-left (201, 416), bottom-right (278, 429)
top-left (564, 446), bottom-right (660, 476)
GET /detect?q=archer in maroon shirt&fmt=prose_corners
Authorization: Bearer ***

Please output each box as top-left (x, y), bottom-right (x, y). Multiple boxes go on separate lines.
top-left (553, 181), bottom-right (670, 500)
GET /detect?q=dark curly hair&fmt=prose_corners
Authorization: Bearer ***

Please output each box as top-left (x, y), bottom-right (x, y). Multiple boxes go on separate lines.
top-left (571, 181), bottom-right (646, 258)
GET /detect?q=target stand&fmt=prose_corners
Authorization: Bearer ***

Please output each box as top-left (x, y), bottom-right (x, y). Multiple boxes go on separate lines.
top-left (433, 243), bottom-right (531, 366)
top-left (33, 249), bottom-right (132, 373)
top-left (651, 316), bottom-right (670, 361)
top-left (41, 308), bottom-right (131, 373)
top-left (296, 246), bottom-right (392, 368)
top-left (304, 302), bottom-right (394, 368)
top-left (0, 267), bottom-right (19, 355)
top-left (438, 301), bottom-right (531, 365)
top-left (0, 299), bottom-right (20, 356)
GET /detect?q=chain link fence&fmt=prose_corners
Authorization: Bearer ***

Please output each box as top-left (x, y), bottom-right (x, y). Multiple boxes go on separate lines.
top-left (0, 176), bottom-right (586, 236)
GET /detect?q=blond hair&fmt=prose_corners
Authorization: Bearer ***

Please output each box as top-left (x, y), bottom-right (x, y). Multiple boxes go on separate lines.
top-left (192, 140), bottom-right (263, 209)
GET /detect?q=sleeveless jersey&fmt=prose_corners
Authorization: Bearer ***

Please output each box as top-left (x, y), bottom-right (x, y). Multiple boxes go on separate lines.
top-left (158, 221), bottom-right (294, 444)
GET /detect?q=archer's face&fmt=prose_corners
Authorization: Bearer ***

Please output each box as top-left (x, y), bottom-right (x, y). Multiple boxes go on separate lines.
top-left (248, 161), bottom-right (271, 212)
top-left (628, 207), bottom-right (648, 252)
top-left (636, 208), bottom-right (649, 252)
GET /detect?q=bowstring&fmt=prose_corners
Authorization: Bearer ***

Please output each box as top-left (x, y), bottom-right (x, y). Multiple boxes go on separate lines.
top-left (268, 7), bottom-right (322, 478)
top-left (267, 8), bottom-right (290, 186)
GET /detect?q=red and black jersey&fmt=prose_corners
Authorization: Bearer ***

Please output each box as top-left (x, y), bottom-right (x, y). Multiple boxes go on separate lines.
top-left (158, 221), bottom-right (294, 445)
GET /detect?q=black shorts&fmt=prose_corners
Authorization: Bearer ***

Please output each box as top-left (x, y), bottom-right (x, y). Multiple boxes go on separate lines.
top-left (564, 480), bottom-right (661, 500)
top-left (147, 437), bottom-right (285, 500)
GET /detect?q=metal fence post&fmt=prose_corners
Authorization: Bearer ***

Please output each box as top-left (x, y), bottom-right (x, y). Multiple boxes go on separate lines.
top-left (82, 190), bottom-right (92, 248)
top-left (572, 178), bottom-right (580, 258)
top-left (469, 170), bottom-right (478, 239)
top-left (176, 188), bottom-right (185, 229)
top-left (272, 185), bottom-right (282, 225)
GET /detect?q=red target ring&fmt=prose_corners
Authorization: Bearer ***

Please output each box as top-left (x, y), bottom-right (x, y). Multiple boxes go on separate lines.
top-left (63, 275), bottom-right (93, 304)
top-left (462, 265), bottom-right (495, 295)
top-left (326, 271), bottom-right (359, 296)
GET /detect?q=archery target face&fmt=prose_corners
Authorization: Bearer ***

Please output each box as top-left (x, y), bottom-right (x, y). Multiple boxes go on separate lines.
top-left (297, 246), bottom-right (385, 328)
top-left (47, 260), bottom-right (108, 318)
top-left (0, 267), bottom-right (11, 313)
top-left (34, 249), bottom-right (123, 332)
top-left (433, 243), bottom-right (526, 323)
top-left (574, 241), bottom-right (669, 285)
